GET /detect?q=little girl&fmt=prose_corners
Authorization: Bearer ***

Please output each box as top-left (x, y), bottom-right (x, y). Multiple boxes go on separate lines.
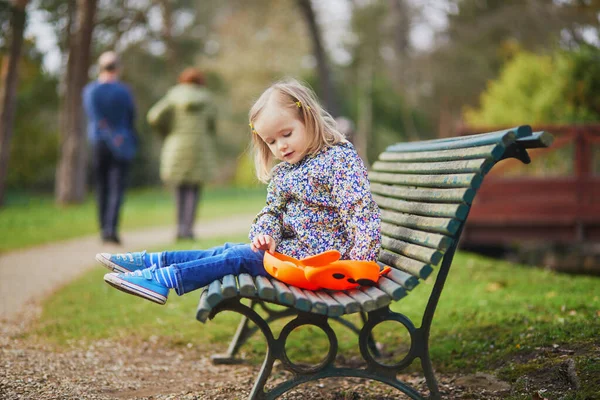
top-left (100, 79), bottom-right (381, 304)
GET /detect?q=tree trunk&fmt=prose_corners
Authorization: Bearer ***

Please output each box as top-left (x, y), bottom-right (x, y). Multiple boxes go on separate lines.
top-left (389, 0), bottom-right (418, 140)
top-left (355, 54), bottom-right (373, 165)
top-left (159, 0), bottom-right (175, 66)
top-left (0, 0), bottom-right (28, 207)
top-left (55, 0), bottom-right (97, 204)
top-left (296, 0), bottom-right (340, 117)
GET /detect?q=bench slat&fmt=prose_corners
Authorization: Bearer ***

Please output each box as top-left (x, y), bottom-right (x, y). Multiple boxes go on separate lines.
top-left (372, 183), bottom-right (476, 204)
top-left (255, 276), bottom-right (276, 301)
top-left (289, 286), bottom-right (312, 312)
top-left (373, 194), bottom-right (469, 220)
top-left (385, 127), bottom-right (528, 152)
top-left (271, 279), bottom-right (295, 306)
top-left (207, 280), bottom-right (224, 307)
top-left (346, 289), bottom-right (377, 312)
top-left (238, 273), bottom-right (257, 297)
top-left (369, 171), bottom-right (483, 189)
top-left (379, 249), bottom-right (433, 279)
top-left (196, 290), bottom-right (210, 323)
top-left (378, 143), bottom-right (505, 162)
top-left (360, 286), bottom-right (392, 309)
top-left (378, 263), bottom-right (420, 290)
top-left (381, 222), bottom-right (454, 250)
top-left (315, 291), bottom-right (345, 317)
top-left (380, 209), bottom-right (461, 236)
top-left (371, 158), bottom-right (493, 176)
top-left (221, 275), bottom-right (238, 298)
top-left (377, 276), bottom-right (408, 301)
top-left (381, 236), bottom-right (444, 265)
top-left (328, 291), bottom-right (361, 314)
top-left (303, 290), bottom-right (328, 315)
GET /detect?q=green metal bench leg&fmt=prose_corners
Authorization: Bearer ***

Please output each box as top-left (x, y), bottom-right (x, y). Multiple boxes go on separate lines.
top-left (421, 351), bottom-right (441, 400)
top-left (360, 311), bottom-right (380, 358)
top-left (211, 311), bottom-right (253, 364)
top-left (211, 300), bottom-right (298, 365)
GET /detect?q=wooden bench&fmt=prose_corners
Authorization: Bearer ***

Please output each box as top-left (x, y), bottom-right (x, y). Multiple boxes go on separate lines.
top-left (196, 126), bottom-right (553, 400)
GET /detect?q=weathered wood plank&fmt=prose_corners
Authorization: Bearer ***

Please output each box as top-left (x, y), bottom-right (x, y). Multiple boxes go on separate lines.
top-left (381, 222), bottom-right (454, 250)
top-left (379, 249), bottom-right (433, 279)
top-left (237, 273), bottom-right (257, 297)
top-left (385, 127), bottom-right (530, 153)
top-left (196, 290), bottom-right (210, 323)
top-left (221, 275), bottom-right (238, 298)
top-left (377, 276), bottom-right (408, 301)
top-left (255, 276), bottom-right (275, 301)
top-left (381, 236), bottom-right (444, 265)
top-left (378, 144), bottom-right (505, 163)
top-left (328, 291), bottom-right (361, 314)
top-left (373, 195), bottom-right (469, 220)
top-left (372, 183), bottom-right (476, 204)
top-left (207, 280), bottom-right (223, 307)
top-left (369, 171), bottom-right (483, 189)
top-left (378, 263), bottom-right (420, 290)
top-left (380, 209), bottom-right (461, 236)
top-left (360, 286), bottom-right (392, 309)
top-left (315, 291), bottom-right (345, 317)
top-left (289, 286), bottom-right (311, 312)
top-left (271, 279), bottom-right (295, 306)
top-left (371, 158), bottom-right (493, 176)
top-left (346, 289), bottom-right (377, 312)
top-left (303, 290), bottom-right (328, 315)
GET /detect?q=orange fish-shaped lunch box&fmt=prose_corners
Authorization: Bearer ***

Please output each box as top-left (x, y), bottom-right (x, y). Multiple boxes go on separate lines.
top-left (263, 250), bottom-right (391, 291)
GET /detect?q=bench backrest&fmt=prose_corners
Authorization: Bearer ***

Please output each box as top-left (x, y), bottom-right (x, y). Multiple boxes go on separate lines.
top-left (370, 125), bottom-right (552, 302)
top-left (196, 126), bottom-right (553, 322)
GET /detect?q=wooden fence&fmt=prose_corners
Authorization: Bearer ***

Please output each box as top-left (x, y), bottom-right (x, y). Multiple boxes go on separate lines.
top-left (459, 125), bottom-right (600, 246)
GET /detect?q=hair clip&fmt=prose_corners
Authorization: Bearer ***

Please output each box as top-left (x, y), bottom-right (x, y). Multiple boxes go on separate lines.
top-left (295, 100), bottom-right (311, 110)
top-left (249, 122), bottom-right (258, 135)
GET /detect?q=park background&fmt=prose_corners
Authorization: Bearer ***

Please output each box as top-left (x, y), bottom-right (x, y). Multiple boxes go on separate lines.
top-left (0, 1), bottom-right (599, 399)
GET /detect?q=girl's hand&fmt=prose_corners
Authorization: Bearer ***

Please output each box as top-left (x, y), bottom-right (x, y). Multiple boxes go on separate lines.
top-left (251, 234), bottom-right (277, 253)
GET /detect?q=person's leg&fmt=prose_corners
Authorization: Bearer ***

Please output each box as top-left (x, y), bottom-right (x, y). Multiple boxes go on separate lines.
top-left (106, 157), bottom-right (130, 241)
top-left (172, 243), bottom-right (267, 295)
top-left (162, 242), bottom-right (243, 266)
top-left (93, 142), bottom-right (111, 240)
top-left (175, 184), bottom-right (185, 239)
top-left (103, 244), bottom-right (267, 303)
top-left (183, 184), bottom-right (200, 238)
top-left (96, 243), bottom-right (244, 273)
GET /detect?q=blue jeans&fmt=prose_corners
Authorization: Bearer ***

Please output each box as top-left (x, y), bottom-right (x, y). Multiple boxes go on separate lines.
top-left (163, 243), bottom-right (267, 295)
top-left (93, 140), bottom-right (130, 239)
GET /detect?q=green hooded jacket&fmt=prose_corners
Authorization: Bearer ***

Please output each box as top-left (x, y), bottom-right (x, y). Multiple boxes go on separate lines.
top-left (147, 83), bottom-right (217, 185)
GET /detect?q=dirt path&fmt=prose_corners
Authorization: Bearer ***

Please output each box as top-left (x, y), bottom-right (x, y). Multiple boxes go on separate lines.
top-left (0, 214), bottom-right (255, 320)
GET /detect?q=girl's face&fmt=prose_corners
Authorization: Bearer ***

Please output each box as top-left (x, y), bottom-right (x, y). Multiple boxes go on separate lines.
top-left (253, 99), bottom-right (310, 164)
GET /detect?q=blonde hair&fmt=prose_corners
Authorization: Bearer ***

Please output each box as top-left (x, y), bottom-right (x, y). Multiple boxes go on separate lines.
top-left (249, 79), bottom-right (347, 183)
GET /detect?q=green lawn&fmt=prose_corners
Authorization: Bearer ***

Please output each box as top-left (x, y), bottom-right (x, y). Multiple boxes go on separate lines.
top-left (29, 237), bottom-right (600, 399)
top-left (0, 186), bottom-right (266, 252)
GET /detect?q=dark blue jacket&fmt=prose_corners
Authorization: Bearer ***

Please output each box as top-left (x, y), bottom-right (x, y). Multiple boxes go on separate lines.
top-left (83, 81), bottom-right (137, 160)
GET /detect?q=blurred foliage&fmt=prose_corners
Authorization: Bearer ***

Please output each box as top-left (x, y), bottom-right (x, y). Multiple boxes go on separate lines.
top-left (465, 46), bottom-right (600, 125)
top-left (2, 39), bottom-right (59, 190)
top-left (6, 0), bottom-right (600, 192)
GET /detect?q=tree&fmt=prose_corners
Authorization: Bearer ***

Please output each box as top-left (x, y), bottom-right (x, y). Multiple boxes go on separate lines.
top-left (464, 47), bottom-right (600, 125)
top-left (296, 0), bottom-right (340, 117)
top-left (0, 0), bottom-right (28, 206)
top-left (55, 0), bottom-right (97, 204)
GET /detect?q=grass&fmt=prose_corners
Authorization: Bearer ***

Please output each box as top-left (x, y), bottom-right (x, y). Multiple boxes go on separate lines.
top-left (28, 238), bottom-right (600, 398)
top-left (0, 186), bottom-right (266, 252)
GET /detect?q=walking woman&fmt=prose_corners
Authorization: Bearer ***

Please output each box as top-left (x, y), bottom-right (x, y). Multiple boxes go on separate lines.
top-left (147, 68), bottom-right (217, 240)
